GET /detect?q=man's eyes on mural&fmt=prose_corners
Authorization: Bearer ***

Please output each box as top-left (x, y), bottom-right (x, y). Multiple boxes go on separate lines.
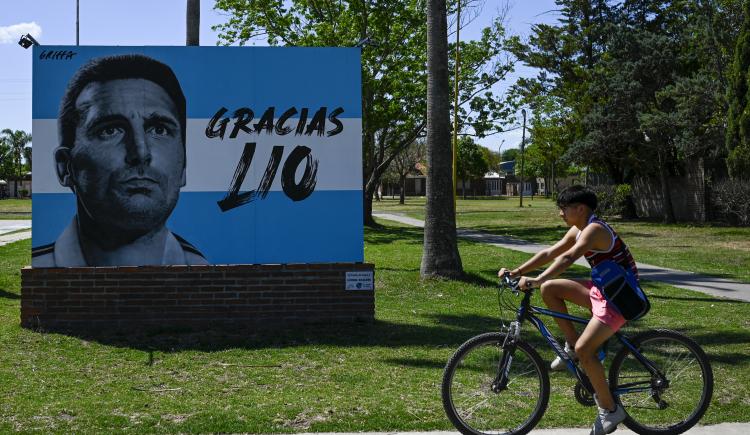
top-left (96, 125), bottom-right (125, 140)
top-left (147, 124), bottom-right (173, 137)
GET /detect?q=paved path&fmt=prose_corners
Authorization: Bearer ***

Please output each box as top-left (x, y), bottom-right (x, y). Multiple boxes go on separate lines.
top-left (373, 212), bottom-right (750, 302)
top-left (290, 423), bottom-right (750, 435)
top-left (0, 220), bottom-right (31, 235)
top-left (0, 220), bottom-right (31, 247)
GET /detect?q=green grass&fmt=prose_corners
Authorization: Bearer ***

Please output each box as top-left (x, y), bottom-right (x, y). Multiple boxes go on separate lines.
top-left (373, 197), bottom-right (750, 283)
top-left (0, 198), bottom-right (31, 220)
top-left (0, 222), bottom-right (748, 433)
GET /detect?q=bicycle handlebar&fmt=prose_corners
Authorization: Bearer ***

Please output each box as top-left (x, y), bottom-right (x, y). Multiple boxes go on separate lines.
top-left (500, 272), bottom-right (521, 293)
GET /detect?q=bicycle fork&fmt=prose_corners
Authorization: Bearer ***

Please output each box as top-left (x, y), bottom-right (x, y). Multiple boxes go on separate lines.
top-left (491, 321), bottom-right (522, 393)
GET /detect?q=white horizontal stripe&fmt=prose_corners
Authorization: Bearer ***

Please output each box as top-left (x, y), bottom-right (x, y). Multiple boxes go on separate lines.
top-left (32, 118), bottom-right (362, 193)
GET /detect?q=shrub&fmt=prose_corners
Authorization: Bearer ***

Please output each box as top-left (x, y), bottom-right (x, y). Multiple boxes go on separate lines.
top-left (590, 184), bottom-right (633, 218)
top-left (711, 179), bottom-right (750, 226)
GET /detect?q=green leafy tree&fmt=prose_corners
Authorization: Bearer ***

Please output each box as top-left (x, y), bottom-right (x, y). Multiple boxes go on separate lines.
top-left (213, 0), bottom-right (515, 226)
top-left (479, 145), bottom-right (501, 173)
top-left (501, 147), bottom-right (520, 162)
top-left (512, 0), bottom-right (739, 191)
top-left (0, 137), bottom-right (12, 179)
top-left (0, 129), bottom-right (32, 198)
top-left (527, 97), bottom-right (572, 196)
top-left (726, 0), bottom-right (750, 178)
top-left (456, 136), bottom-right (489, 198)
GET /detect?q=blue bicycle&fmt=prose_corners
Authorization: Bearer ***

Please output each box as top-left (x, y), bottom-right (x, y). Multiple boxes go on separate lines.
top-left (441, 274), bottom-right (713, 435)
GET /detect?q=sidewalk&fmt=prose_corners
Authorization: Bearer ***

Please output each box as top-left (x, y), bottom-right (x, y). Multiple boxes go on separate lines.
top-left (291, 423), bottom-right (750, 435)
top-left (373, 212), bottom-right (750, 303)
top-left (0, 219), bottom-right (31, 247)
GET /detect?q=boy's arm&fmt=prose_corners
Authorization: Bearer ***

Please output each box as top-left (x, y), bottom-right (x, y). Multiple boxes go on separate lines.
top-left (511, 226), bottom-right (578, 275)
top-left (522, 224), bottom-right (608, 289)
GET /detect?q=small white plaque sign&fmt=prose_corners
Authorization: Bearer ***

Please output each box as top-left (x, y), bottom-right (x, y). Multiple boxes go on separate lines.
top-left (345, 271), bottom-right (374, 290)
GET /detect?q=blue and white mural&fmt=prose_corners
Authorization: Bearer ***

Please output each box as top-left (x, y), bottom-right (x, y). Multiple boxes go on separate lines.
top-left (32, 46), bottom-right (363, 267)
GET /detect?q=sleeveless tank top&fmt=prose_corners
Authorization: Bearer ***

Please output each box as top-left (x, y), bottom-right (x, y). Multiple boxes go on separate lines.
top-left (577, 214), bottom-right (639, 281)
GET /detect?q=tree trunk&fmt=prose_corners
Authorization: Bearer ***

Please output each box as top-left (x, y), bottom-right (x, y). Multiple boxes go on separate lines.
top-left (658, 149), bottom-right (676, 224)
top-left (363, 186), bottom-right (376, 226)
top-left (186, 0), bottom-right (200, 46)
top-left (421, 0), bottom-right (462, 279)
top-left (399, 174), bottom-right (406, 204)
top-left (462, 177), bottom-right (466, 200)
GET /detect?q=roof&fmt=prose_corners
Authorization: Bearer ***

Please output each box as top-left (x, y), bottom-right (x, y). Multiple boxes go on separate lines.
top-left (499, 160), bottom-right (516, 174)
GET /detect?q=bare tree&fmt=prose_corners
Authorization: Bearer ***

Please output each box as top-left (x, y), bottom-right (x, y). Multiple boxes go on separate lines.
top-left (421, 0), bottom-right (463, 279)
top-left (389, 140), bottom-right (426, 204)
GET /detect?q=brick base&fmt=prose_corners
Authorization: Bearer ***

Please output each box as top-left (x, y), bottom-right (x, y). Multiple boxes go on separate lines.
top-left (21, 263), bottom-right (375, 331)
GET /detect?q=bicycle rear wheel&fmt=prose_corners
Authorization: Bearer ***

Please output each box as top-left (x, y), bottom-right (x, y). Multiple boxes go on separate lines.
top-left (442, 332), bottom-right (549, 435)
top-left (609, 329), bottom-right (713, 435)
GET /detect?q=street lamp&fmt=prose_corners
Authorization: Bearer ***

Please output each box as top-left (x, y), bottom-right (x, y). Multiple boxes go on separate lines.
top-left (519, 109), bottom-right (527, 207)
top-left (18, 34), bottom-right (40, 49)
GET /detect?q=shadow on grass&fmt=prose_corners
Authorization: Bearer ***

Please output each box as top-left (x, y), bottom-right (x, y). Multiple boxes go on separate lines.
top-left (383, 357), bottom-right (446, 369)
top-left (365, 226), bottom-right (424, 246)
top-left (0, 288), bottom-right (20, 300)
top-left (34, 312), bottom-right (517, 355)
top-left (457, 271), bottom-right (497, 289)
top-left (472, 225), bottom-right (564, 244)
top-left (649, 294), bottom-right (746, 304)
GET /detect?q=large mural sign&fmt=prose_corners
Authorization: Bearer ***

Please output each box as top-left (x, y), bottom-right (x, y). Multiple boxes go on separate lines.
top-left (31, 46), bottom-right (363, 267)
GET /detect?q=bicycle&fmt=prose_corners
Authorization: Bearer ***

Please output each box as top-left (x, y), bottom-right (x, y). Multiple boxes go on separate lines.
top-left (441, 274), bottom-right (713, 435)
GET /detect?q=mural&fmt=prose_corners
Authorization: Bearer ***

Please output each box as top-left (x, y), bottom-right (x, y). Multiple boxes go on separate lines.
top-left (31, 46), bottom-right (363, 267)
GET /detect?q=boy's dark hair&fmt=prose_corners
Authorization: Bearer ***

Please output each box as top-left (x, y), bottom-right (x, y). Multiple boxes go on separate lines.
top-left (58, 54), bottom-right (186, 150)
top-left (556, 185), bottom-right (598, 211)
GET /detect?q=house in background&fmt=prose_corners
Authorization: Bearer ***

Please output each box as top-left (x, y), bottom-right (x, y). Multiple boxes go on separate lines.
top-left (0, 172), bottom-right (31, 198)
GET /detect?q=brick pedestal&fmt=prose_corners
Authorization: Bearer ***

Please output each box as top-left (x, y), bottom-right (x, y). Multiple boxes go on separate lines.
top-left (21, 263), bottom-right (375, 331)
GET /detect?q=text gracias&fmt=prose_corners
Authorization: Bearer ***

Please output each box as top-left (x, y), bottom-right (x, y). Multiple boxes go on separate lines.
top-left (205, 106), bottom-right (345, 212)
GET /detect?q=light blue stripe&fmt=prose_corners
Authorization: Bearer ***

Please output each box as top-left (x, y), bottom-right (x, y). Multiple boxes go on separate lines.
top-left (33, 46), bottom-right (362, 119)
top-left (32, 190), bottom-right (363, 264)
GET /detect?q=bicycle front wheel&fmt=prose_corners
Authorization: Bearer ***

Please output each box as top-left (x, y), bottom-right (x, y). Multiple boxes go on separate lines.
top-left (609, 329), bottom-right (713, 435)
top-left (442, 332), bottom-right (549, 435)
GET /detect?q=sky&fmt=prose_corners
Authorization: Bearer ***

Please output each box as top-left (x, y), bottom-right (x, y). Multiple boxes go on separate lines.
top-left (0, 0), bottom-right (560, 155)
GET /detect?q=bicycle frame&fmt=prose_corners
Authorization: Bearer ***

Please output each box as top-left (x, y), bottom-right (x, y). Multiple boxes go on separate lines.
top-left (497, 287), bottom-right (666, 398)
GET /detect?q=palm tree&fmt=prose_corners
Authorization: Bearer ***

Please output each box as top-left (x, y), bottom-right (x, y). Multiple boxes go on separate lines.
top-left (187, 0), bottom-right (200, 46)
top-left (1, 129), bottom-right (32, 198)
top-left (420, 0), bottom-right (463, 278)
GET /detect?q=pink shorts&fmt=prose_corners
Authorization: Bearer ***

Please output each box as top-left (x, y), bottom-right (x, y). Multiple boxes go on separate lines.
top-left (585, 281), bottom-right (627, 332)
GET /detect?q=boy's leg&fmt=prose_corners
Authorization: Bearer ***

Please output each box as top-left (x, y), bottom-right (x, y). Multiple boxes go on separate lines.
top-left (539, 279), bottom-right (592, 346)
top-left (576, 318), bottom-right (618, 410)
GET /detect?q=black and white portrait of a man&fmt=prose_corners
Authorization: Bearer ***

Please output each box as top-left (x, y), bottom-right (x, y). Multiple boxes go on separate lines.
top-left (32, 54), bottom-right (207, 267)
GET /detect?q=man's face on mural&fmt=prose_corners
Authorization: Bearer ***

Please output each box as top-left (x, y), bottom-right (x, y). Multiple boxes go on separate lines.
top-left (57, 78), bottom-right (186, 234)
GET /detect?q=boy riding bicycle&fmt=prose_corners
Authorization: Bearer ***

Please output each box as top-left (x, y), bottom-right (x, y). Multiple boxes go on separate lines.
top-left (498, 185), bottom-right (640, 435)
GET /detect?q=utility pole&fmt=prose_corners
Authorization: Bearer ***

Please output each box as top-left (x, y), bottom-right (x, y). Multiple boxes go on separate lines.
top-left (452, 0), bottom-right (461, 212)
top-left (76, 0), bottom-right (79, 45)
top-left (519, 109), bottom-right (526, 207)
top-left (187, 0), bottom-right (200, 46)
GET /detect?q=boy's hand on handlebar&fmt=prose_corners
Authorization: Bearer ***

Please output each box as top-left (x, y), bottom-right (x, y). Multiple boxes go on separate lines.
top-left (518, 276), bottom-right (538, 292)
top-left (498, 267), bottom-right (521, 279)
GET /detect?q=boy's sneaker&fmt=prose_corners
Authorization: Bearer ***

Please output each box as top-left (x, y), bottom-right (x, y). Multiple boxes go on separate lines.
top-left (550, 341), bottom-right (575, 371)
top-left (590, 403), bottom-right (626, 435)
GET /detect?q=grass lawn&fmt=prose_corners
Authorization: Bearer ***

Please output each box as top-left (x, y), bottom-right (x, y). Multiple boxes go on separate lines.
top-left (0, 221), bottom-right (748, 433)
top-left (0, 199), bottom-right (31, 220)
top-left (373, 197), bottom-right (750, 283)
